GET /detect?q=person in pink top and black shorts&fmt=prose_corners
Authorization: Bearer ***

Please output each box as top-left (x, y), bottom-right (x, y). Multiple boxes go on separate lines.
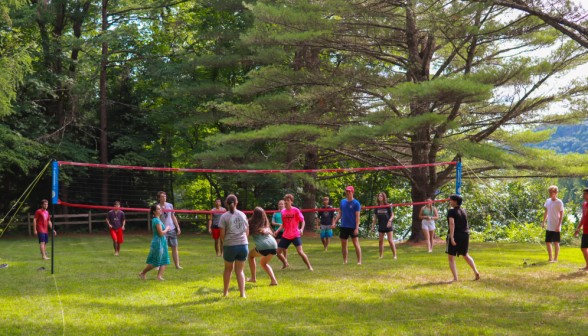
top-left (574, 188), bottom-right (588, 270)
top-left (273, 194), bottom-right (313, 271)
top-left (33, 199), bottom-right (56, 260)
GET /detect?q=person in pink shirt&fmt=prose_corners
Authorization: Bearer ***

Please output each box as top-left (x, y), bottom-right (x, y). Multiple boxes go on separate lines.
top-left (273, 194), bottom-right (313, 271)
top-left (33, 199), bottom-right (56, 260)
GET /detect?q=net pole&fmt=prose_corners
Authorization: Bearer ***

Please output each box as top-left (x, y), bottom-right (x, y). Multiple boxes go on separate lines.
top-left (456, 157), bottom-right (462, 195)
top-left (51, 159), bottom-right (58, 275)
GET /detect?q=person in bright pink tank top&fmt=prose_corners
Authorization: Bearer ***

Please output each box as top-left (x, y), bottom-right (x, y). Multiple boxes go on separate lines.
top-left (574, 188), bottom-right (588, 270)
top-left (273, 194), bottom-right (313, 271)
top-left (33, 199), bottom-right (56, 260)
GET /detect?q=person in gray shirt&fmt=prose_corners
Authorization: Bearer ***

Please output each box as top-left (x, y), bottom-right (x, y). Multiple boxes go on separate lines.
top-left (157, 191), bottom-right (182, 269)
top-left (219, 194), bottom-right (249, 297)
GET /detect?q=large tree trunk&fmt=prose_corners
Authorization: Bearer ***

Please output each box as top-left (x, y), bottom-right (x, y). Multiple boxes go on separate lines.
top-left (100, 0), bottom-right (109, 206)
top-left (301, 147), bottom-right (318, 233)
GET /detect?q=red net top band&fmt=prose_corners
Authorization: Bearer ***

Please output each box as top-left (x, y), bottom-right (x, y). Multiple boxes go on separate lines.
top-left (58, 199), bottom-right (449, 214)
top-left (57, 161), bottom-right (456, 173)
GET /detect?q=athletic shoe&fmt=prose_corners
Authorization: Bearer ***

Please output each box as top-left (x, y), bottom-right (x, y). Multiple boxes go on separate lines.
top-left (0, 263), bottom-right (7, 269)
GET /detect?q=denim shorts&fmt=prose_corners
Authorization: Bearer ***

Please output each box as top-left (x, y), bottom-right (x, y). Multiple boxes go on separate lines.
top-left (223, 244), bottom-right (249, 262)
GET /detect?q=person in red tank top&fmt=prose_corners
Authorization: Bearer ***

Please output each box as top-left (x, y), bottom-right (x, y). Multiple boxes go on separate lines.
top-left (574, 188), bottom-right (588, 270)
top-left (33, 200), bottom-right (56, 260)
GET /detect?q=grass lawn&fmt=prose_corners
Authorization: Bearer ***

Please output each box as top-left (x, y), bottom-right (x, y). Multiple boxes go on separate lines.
top-left (1, 233), bottom-right (587, 335)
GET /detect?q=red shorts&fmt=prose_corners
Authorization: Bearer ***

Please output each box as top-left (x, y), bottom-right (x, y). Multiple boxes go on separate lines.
top-left (212, 228), bottom-right (220, 240)
top-left (110, 228), bottom-right (124, 243)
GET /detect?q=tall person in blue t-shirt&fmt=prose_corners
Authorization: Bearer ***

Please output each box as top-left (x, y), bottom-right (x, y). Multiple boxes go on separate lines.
top-left (332, 186), bottom-right (362, 264)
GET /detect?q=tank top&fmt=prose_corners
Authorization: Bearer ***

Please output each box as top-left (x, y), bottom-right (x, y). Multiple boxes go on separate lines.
top-left (423, 207), bottom-right (435, 218)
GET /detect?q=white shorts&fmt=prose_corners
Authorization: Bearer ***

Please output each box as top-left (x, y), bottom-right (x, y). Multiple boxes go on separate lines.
top-left (422, 219), bottom-right (435, 231)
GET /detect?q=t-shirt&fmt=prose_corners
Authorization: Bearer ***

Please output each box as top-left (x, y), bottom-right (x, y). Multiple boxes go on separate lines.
top-left (218, 210), bottom-right (249, 246)
top-left (252, 233), bottom-right (278, 250)
top-left (373, 207), bottom-right (393, 231)
top-left (35, 209), bottom-right (49, 234)
top-left (210, 207), bottom-right (226, 229)
top-left (317, 206), bottom-right (336, 229)
top-left (160, 202), bottom-right (176, 232)
top-left (544, 198), bottom-right (564, 231)
top-left (582, 202), bottom-right (588, 235)
top-left (107, 210), bottom-right (125, 230)
top-left (272, 212), bottom-right (284, 232)
top-left (281, 207), bottom-right (305, 240)
top-left (447, 206), bottom-right (469, 234)
top-left (340, 199), bottom-right (361, 229)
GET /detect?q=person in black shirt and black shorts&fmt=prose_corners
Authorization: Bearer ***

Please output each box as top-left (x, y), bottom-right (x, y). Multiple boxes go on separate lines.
top-left (446, 194), bottom-right (480, 282)
top-left (370, 192), bottom-right (397, 259)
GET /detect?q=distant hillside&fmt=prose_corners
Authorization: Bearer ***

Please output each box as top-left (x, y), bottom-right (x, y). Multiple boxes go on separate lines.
top-left (531, 122), bottom-right (588, 154)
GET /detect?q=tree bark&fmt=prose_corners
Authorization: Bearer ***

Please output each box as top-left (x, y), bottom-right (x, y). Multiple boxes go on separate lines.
top-left (100, 0), bottom-right (109, 206)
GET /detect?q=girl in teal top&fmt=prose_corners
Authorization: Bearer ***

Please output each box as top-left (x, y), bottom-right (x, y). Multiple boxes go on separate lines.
top-left (272, 200), bottom-right (287, 259)
top-left (139, 204), bottom-right (171, 280)
top-left (247, 207), bottom-right (278, 286)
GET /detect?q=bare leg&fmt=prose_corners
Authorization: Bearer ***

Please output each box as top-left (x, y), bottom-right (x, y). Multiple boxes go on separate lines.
top-left (553, 242), bottom-right (560, 261)
top-left (325, 237), bottom-right (330, 251)
top-left (116, 242), bottom-right (121, 254)
top-left (223, 261), bottom-right (234, 297)
top-left (220, 240), bottom-right (223, 256)
top-left (276, 247), bottom-right (289, 269)
top-left (429, 230), bottom-right (435, 252)
top-left (580, 248), bottom-right (588, 270)
top-left (321, 237), bottom-right (326, 250)
top-left (171, 246), bottom-right (182, 269)
top-left (295, 245), bottom-right (313, 270)
top-left (247, 248), bottom-right (260, 282)
top-left (448, 255), bottom-right (458, 281)
top-left (351, 237), bottom-right (362, 264)
top-left (462, 254), bottom-right (480, 280)
top-left (378, 233), bottom-right (384, 259)
top-left (341, 238), bottom-right (348, 264)
top-left (156, 265), bottom-right (167, 280)
top-left (113, 241), bottom-right (118, 255)
top-left (139, 264), bottom-right (156, 279)
top-left (234, 260), bottom-right (246, 298)
top-left (423, 229), bottom-right (431, 252)
top-left (40, 242), bottom-right (49, 260)
top-left (546, 242), bottom-right (553, 261)
top-left (387, 232), bottom-right (397, 259)
top-left (214, 239), bottom-right (219, 256)
top-left (260, 255), bottom-right (278, 285)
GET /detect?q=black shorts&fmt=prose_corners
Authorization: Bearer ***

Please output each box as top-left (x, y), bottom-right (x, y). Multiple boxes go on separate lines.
top-left (339, 227), bottom-right (359, 239)
top-left (255, 248), bottom-right (277, 256)
top-left (545, 230), bottom-right (561, 243)
top-left (275, 231), bottom-right (283, 239)
top-left (581, 234), bottom-right (588, 249)
top-left (445, 233), bottom-right (469, 257)
top-left (378, 226), bottom-right (393, 233)
top-left (277, 237), bottom-right (302, 249)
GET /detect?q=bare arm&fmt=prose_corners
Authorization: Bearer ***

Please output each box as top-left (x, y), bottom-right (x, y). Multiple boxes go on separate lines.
top-left (172, 213), bottom-right (180, 233)
top-left (33, 218), bottom-right (37, 234)
top-left (274, 224), bottom-right (284, 237)
top-left (220, 228), bottom-right (226, 243)
top-left (300, 220), bottom-right (306, 234)
top-left (354, 211), bottom-right (360, 234)
top-left (332, 212), bottom-right (342, 229)
top-left (557, 210), bottom-right (564, 231)
top-left (371, 211), bottom-right (377, 232)
top-left (542, 208), bottom-right (548, 229)
top-left (449, 217), bottom-right (456, 245)
top-left (575, 213), bottom-right (584, 236)
top-left (208, 214), bottom-right (213, 233)
top-left (156, 223), bottom-right (169, 237)
top-left (316, 217), bottom-right (320, 229)
top-left (106, 218), bottom-right (112, 228)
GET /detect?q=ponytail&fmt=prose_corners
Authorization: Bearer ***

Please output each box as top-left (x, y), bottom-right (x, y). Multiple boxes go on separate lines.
top-left (225, 194), bottom-right (238, 214)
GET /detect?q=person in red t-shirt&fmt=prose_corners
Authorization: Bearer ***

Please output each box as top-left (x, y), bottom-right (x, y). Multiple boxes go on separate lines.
top-left (33, 199), bottom-right (56, 260)
top-left (273, 194), bottom-right (313, 271)
top-left (574, 188), bottom-right (588, 270)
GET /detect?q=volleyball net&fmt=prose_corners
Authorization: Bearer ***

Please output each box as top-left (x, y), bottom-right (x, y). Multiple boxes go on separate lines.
top-left (53, 160), bottom-right (461, 214)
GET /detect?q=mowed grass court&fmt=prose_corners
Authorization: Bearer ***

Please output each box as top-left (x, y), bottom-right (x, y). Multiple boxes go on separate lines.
top-left (1, 234), bottom-right (587, 335)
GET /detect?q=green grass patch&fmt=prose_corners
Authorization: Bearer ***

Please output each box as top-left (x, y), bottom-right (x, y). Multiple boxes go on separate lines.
top-left (1, 234), bottom-right (587, 335)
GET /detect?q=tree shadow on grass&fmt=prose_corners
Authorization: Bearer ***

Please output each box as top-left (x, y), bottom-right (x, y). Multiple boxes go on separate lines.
top-left (556, 271), bottom-right (587, 281)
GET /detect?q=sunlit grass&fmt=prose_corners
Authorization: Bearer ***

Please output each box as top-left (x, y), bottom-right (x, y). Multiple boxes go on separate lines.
top-left (1, 234), bottom-right (587, 335)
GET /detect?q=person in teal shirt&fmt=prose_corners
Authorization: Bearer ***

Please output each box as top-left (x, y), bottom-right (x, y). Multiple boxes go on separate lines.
top-left (272, 200), bottom-right (286, 259)
top-left (247, 207), bottom-right (278, 286)
top-left (139, 204), bottom-right (171, 280)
